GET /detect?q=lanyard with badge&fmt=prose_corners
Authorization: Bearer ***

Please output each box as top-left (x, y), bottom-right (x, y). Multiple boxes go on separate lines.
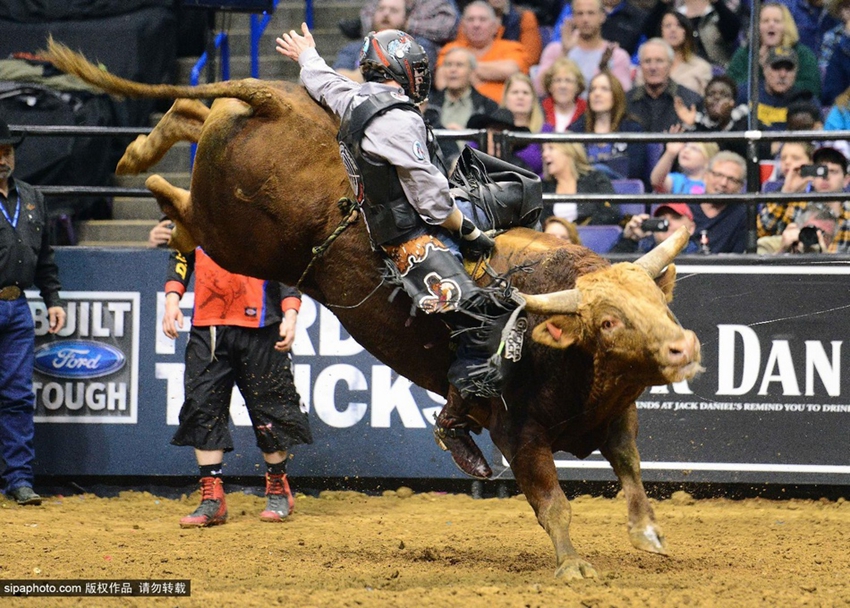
top-left (0, 194), bottom-right (20, 229)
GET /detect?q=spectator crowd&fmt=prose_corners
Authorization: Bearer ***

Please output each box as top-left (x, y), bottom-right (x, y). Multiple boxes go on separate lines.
top-left (334, 0), bottom-right (850, 255)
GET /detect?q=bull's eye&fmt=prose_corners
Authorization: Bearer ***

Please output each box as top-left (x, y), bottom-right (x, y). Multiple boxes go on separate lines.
top-left (601, 319), bottom-right (615, 330)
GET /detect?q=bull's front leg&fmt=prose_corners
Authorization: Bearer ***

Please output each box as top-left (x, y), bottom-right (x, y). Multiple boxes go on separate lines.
top-left (599, 404), bottom-right (667, 555)
top-left (497, 426), bottom-right (598, 580)
top-left (145, 176), bottom-right (197, 253)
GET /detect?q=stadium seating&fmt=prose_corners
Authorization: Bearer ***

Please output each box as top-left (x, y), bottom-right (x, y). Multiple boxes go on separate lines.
top-left (612, 179), bottom-right (647, 216)
top-left (576, 225), bottom-right (623, 254)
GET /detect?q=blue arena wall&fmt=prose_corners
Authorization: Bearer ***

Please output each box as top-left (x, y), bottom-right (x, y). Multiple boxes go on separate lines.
top-left (24, 248), bottom-right (850, 485)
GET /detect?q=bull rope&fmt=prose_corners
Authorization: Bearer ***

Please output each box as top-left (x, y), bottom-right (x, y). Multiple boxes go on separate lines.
top-left (295, 197), bottom-right (360, 291)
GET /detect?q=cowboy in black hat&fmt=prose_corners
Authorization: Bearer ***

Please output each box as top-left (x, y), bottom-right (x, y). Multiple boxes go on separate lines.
top-left (0, 118), bottom-right (22, 182)
top-left (0, 116), bottom-right (65, 506)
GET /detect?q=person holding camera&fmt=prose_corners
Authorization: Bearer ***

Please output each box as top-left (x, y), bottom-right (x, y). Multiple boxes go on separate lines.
top-left (759, 145), bottom-right (850, 246)
top-left (810, 147), bottom-right (850, 253)
top-left (758, 141), bottom-right (814, 238)
top-left (610, 202), bottom-right (699, 253)
top-left (757, 206), bottom-right (839, 254)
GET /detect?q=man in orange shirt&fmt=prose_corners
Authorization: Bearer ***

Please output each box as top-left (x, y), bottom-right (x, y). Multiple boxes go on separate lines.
top-left (452, 0), bottom-right (542, 67)
top-left (435, 1), bottom-right (531, 103)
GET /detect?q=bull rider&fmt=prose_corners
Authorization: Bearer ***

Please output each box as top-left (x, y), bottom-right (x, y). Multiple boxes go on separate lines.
top-left (276, 25), bottom-right (533, 479)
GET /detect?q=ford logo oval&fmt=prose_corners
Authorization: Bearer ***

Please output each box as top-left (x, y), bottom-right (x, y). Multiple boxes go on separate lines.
top-left (33, 340), bottom-right (126, 379)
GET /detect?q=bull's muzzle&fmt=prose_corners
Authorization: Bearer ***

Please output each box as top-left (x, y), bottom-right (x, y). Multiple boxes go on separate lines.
top-left (663, 330), bottom-right (702, 380)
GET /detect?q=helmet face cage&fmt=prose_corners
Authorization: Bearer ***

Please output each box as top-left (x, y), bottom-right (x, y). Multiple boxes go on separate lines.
top-left (359, 30), bottom-right (432, 103)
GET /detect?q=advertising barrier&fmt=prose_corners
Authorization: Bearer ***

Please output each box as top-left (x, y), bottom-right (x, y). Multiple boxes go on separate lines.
top-left (542, 258), bottom-right (850, 486)
top-left (24, 248), bottom-right (850, 485)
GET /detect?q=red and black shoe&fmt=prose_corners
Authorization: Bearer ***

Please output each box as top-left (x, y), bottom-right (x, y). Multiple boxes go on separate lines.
top-left (259, 473), bottom-right (295, 523)
top-left (434, 411), bottom-right (492, 480)
top-left (179, 476), bottom-right (228, 528)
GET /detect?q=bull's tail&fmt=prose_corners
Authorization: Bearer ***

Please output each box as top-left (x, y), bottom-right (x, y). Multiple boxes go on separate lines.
top-left (44, 38), bottom-right (279, 113)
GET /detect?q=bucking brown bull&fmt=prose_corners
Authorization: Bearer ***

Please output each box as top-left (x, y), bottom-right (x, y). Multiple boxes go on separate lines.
top-left (44, 40), bottom-right (702, 580)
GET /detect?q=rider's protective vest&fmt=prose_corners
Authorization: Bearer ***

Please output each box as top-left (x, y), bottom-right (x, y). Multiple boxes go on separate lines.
top-left (338, 91), bottom-right (443, 246)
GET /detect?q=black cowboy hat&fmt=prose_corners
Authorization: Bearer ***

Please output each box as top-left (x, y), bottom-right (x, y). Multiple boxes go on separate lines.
top-left (0, 117), bottom-right (23, 146)
top-left (466, 108), bottom-right (531, 132)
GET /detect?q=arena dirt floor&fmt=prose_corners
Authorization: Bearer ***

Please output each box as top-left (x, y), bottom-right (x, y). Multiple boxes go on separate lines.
top-left (1, 485), bottom-right (848, 607)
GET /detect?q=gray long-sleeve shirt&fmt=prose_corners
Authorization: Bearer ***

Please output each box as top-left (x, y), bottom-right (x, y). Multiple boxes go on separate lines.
top-left (298, 48), bottom-right (456, 226)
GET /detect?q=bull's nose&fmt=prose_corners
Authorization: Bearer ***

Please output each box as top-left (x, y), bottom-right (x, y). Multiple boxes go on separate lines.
top-left (667, 331), bottom-right (699, 366)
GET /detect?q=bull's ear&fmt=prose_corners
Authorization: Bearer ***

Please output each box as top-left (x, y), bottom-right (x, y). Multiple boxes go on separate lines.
top-left (531, 315), bottom-right (581, 349)
top-left (655, 263), bottom-right (677, 303)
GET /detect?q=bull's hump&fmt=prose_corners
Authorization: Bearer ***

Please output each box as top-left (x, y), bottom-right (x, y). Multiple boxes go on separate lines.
top-left (495, 228), bottom-right (557, 254)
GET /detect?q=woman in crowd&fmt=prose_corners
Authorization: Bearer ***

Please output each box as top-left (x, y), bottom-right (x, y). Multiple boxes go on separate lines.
top-left (727, 2), bottom-right (821, 99)
top-left (569, 70), bottom-right (647, 187)
top-left (542, 216), bottom-right (582, 244)
top-left (637, 11), bottom-right (712, 95)
top-left (500, 73), bottom-right (544, 175)
top-left (541, 141), bottom-right (620, 225)
top-left (539, 57), bottom-right (586, 132)
top-left (650, 141), bottom-right (719, 194)
top-left (645, 0), bottom-right (742, 68)
top-left (679, 0), bottom-right (742, 66)
top-left (533, 12), bottom-right (633, 99)
top-left (758, 141), bottom-right (815, 237)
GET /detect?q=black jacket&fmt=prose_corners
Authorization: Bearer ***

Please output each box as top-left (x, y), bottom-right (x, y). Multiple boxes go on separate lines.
top-left (541, 170), bottom-right (620, 225)
top-left (626, 81), bottom-right (704, 133)
top-left (0, 177), bottom-right (62, 307)
top-left (425, 88), bottom-right (500, 165)
top-left (602, 0), bottom-right (649, 56)
top-left (424, 88), bottom-right (500, 129)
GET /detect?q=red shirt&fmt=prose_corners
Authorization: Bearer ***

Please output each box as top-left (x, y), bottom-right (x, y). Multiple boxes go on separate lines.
top-left (165, 248), bottom-right (300, 328)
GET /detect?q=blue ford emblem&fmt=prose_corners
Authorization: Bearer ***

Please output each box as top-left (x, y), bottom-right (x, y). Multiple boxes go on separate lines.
top-left (34, 340), bottom-right (125, 379)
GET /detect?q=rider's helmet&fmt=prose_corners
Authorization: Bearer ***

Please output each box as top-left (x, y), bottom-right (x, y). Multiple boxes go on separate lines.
top-left (359, 29), bottom-right (431, 103)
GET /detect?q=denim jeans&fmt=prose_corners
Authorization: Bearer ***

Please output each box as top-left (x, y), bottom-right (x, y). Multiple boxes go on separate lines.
top-left (0, 297), bottom-right (36, 492)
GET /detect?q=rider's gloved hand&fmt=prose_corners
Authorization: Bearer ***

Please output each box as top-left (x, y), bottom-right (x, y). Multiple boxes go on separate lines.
top-left (459, 217), bottom-right (495, 260)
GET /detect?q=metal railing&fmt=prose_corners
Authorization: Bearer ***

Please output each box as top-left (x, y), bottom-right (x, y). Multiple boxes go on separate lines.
top-left (496, 128), bottom-right (850, 252)
top-left (12, 123), bottom-right (850, 251)
top-left (188, 1), bottom-right (280, 167)
top-left (191, 0), bottom-right (281, 84)
top-left (250, 0), bottom-right (282, 78)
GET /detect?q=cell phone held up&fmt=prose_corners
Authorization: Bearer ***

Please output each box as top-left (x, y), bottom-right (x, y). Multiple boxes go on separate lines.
top-left (640, 218), bottom-right (670, 232)
top-left (800, 164), bottom-right (828, 178)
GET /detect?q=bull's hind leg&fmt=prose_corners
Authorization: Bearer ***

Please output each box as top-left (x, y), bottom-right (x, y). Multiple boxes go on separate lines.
top-left (145, 175), bottom-right (197, 252)
top-left (496, 425), bottom-right (598, 581)
top-left (599, 405), bottom-right (668, 555)
top-left (116, 99), bottom-right (209, 174)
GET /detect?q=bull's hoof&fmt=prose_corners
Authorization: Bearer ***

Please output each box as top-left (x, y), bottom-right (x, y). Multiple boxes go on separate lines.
top-left (554, 557), bottom-right (598, 581)
top-left (629, 523), bottom-right (668, 555)
top-left (115, 134), bottom-right (149, 175)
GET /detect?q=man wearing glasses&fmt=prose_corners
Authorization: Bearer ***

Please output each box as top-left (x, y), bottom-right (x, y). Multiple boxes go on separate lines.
top-left (689, 150), bottom-right (748, 253)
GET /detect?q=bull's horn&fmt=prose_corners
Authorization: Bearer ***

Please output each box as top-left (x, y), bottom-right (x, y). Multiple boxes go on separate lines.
top-left (518, 289), bottom-right (581, 314)
top-left (633, 225), bottom-right (690, 277)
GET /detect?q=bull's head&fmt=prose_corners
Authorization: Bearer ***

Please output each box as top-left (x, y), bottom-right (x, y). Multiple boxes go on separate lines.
top-left (520, 227), bottom-right (702, 385)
